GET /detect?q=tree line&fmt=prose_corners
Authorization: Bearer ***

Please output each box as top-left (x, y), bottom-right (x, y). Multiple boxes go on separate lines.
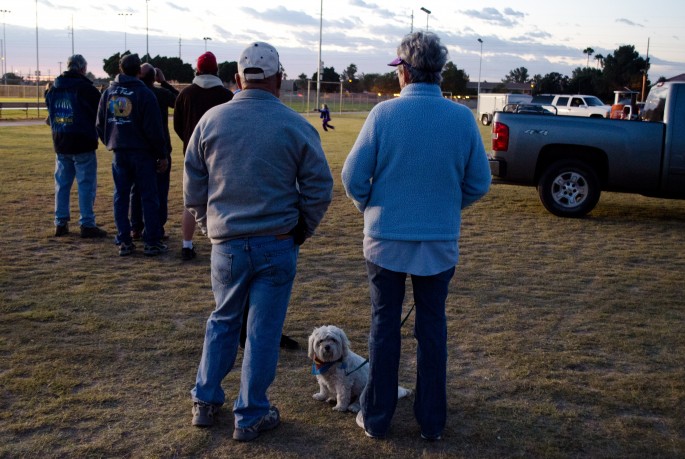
top-left (1, 44), bottom-right (651, 102)
top-left (501, 45), bottom-right (651, 102)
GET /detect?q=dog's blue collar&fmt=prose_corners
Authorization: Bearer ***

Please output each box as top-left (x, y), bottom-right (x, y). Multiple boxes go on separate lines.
top-left (312, 356), bottom-right (345, 375)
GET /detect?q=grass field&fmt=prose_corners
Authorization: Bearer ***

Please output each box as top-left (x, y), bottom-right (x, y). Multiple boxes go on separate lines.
top-left (1, 115), bottom-right (684, 458)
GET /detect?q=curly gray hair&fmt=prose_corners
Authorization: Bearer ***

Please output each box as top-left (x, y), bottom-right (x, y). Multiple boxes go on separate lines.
top-left (396, 31), bottom-right (448, 84)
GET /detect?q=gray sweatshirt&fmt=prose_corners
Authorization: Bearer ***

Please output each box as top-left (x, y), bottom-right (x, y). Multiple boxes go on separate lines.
top-left (183, 89), bottom-right (333, 243)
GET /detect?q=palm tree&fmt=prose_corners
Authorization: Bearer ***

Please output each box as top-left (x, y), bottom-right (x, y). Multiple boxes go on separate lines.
top-left (583, 47), bottom-right (595, 68)
top-left (594, 53), bottom-right (605, 69)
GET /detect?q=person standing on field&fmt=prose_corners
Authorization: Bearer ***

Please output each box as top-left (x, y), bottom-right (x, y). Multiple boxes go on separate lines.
top-left (341, 31), bottom-right (491, 441)
top-left (45, 54), bottom-right (107, 238)
top-left (185, 41), bottom-right (333, 441)
top-left (173, 51), bottom-right (233, 261)
top-left (130, 63), bottom-right (179, 241)
top-left (96, 53), bottom-right (169, 257)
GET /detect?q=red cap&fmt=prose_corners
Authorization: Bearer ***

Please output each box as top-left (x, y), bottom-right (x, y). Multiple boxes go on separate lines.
top-left (197, 52), bottom-right (218, 75)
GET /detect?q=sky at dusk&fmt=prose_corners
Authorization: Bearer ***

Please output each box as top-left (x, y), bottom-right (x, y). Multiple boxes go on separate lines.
top-left (1, 0), bottom-right (682, 83)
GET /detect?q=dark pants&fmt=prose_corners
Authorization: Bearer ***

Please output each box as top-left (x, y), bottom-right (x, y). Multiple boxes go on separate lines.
top-left (361, 260), bottom-right (454, 438)
top-left (131, 155), bottom-right (170, 237)
top-left (112, 150), bottom-right (162, 245)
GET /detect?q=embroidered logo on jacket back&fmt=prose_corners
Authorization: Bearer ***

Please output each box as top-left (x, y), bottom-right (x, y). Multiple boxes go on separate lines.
top-left (52, 96), bottom-right (74, 127)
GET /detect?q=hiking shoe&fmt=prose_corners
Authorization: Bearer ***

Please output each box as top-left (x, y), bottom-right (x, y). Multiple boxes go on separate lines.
top-left (55, 223), bottom-right (69, 237)
top-left (119, 242), bottom-right (135, 256)
top-left (192, 401), bottom-right (219, 427)
top-left (144, 242), bottom-right (168, 256)
top-left (80, 226), bottom-right (107, 238)
top-left (356, 411), bottom-right (383, 439)
top-left (181, 246), bottom-right (197, 261)
top-left (233, 406), bottom-right (280, 442)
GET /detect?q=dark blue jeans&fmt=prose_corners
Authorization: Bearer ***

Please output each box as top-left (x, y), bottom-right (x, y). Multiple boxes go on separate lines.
top-left (361, 260), bottom-right (455, 438)
top-left (111, 150), bottom-right (162, 245)
top-left (130, 155), bottom-right (170, 236)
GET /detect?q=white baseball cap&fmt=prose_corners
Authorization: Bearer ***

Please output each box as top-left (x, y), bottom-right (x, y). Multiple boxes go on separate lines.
top-left (238, 42), bottom-right (280, 81)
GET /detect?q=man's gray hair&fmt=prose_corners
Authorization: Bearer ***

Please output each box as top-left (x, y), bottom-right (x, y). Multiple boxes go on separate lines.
top-left (397, 31), bottom-right (448, 84)
top-left (66, 54), bottom-right (87, 73)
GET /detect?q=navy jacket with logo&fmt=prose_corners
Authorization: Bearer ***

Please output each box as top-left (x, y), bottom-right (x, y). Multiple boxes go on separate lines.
top-left (45, 70), bottom-right (101, 155)
top-left (96, 74), bottom-right (166, 160)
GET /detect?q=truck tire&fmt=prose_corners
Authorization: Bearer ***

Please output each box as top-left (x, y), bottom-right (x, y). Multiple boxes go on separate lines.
top-left (537, 159), bottom-right (601, 218)
top-left (481, 114), bottom-right (491, 126)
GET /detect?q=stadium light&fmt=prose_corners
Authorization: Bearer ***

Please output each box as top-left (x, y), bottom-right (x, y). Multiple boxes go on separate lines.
top-left (420, 7), bottom-right (431, 31)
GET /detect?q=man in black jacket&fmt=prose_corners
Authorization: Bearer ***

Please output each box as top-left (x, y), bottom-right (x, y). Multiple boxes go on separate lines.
top-left (96, 53), bottom-right (168, 256)
top-left (45, 54), bottom-right (107, 238)
top-left (129, 63), bottom-right (179, 241)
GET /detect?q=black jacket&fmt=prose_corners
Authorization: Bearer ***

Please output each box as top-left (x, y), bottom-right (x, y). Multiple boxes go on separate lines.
top-left (45, 70), bottom-right (101, 154)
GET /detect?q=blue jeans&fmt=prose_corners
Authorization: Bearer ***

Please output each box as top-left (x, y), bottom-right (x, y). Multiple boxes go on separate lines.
top-left (191, 236), bottom-right (298, 428)
top-left (111, 150), bottom-right (161, 245)
top-left (361, 261), bottom-right (455, 438)
top-left (54, 152), bottom-right (98, 227)
top-left (130, 155), bottom-right (170, 236)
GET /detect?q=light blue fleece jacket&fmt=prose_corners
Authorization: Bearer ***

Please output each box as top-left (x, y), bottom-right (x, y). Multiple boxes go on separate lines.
top-left (341, 83), bottom-right (491, 242)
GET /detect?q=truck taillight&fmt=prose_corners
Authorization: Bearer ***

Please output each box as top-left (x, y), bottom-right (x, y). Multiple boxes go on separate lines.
top-left (492, 122), bottom-right (509, 151)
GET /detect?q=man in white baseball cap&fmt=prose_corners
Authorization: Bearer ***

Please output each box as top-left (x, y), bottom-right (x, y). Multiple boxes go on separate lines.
top-left (238, 41), bottom-right (281, 81)
top-left (185, 41), bottom-right (333, 441)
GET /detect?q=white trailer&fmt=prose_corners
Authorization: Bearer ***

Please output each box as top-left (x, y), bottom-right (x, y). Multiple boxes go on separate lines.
top-left (477, 93), bottom-right (532, 126)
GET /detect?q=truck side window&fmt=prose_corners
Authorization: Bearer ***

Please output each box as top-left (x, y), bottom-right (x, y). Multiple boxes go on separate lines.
top-left (557, 97), bottom-right (569, 106)
top-left (571, 98), bottom-right (583, 107)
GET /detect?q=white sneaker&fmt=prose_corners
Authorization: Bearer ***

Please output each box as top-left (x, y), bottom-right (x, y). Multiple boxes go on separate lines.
top-left (356, 411), bottom-right (382, 439)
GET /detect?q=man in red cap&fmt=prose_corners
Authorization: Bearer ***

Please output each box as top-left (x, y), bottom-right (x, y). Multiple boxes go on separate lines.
top-left (173, 52), bottom-right (233, 261)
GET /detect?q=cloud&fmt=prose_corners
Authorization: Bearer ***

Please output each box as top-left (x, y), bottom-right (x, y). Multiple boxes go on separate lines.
top-left (166, 2), bottom-right (190, 13)
top-left (241, 6), bottom-right (318, 27)
top-left (347, 0), bottom-right (395, 19)
top-left (616, 18), bottom-right (644, 27)
top-left (503, 8), bottom-right (526, 19)
top-left (461, 7), bottom-right (525, 27)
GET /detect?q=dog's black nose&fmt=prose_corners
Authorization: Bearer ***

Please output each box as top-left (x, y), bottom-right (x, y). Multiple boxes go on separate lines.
top-left (324, 345), bottom-right (330, 351)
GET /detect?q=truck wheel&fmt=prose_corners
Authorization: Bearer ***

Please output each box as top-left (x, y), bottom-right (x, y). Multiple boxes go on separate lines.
top-left (537, 159), bottom-right (600, 218)
top-left (481, 114), bottom-right (491, 126)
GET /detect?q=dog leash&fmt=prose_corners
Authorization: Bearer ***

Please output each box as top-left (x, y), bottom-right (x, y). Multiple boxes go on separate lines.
top-left (344, 303), bottom-right (416, 376)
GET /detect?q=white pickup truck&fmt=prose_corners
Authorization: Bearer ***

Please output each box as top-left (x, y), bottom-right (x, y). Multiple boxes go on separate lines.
top-left (531, 94), bottom-right (611, 118)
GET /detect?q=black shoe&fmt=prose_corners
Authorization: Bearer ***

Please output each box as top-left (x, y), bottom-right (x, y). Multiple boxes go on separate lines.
top-left (119, 242), bottom-right (135, 256)
top-left (181, 246), bottom-right (197, 261)
top-left (192, 402), bottom-right (219, 427)
top-left (144, 242), bottom-right (168, 256)
top-left (80, 226), bottom-right (107, 238)
top-left (280, 334), bottom-right (300, 350)
top-left (55, 223), bottom-right (69, 237)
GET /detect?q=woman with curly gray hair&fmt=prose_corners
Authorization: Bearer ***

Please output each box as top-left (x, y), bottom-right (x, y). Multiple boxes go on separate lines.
top-left (342, 31), bottom-right (491, 441)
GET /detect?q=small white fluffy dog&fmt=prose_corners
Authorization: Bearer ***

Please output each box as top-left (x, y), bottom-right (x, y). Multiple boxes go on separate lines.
top-left (308, 325), bottom-right (412, 413)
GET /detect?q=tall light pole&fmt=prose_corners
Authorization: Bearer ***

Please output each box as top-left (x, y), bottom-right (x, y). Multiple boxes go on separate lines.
top-left (1, 9), bottom-right (10, 85)
top-left (316, 0), bottom-right (323, 111)
top-left (477, 38), bottom-right (483, 98)
top-left (35, 0), bottom-right (40, 110)
top-left (118, 13), bottom-right (132, 52)
top-left (69, 15), bottom-right (74, 55)
top-left (145, 0), bottom-right (149, 61)
top-left (420, 7), bottom-right (431, 31)
top-left (203, 37), bottom-right (211, 52)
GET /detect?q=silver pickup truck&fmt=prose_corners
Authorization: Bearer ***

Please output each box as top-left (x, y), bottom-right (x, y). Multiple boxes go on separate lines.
top-left (488, 81), bottom-right (685, 217)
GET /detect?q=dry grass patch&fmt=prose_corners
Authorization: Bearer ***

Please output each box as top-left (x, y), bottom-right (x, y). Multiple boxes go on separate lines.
top-left (1, 117), bottom-right (684, 458)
